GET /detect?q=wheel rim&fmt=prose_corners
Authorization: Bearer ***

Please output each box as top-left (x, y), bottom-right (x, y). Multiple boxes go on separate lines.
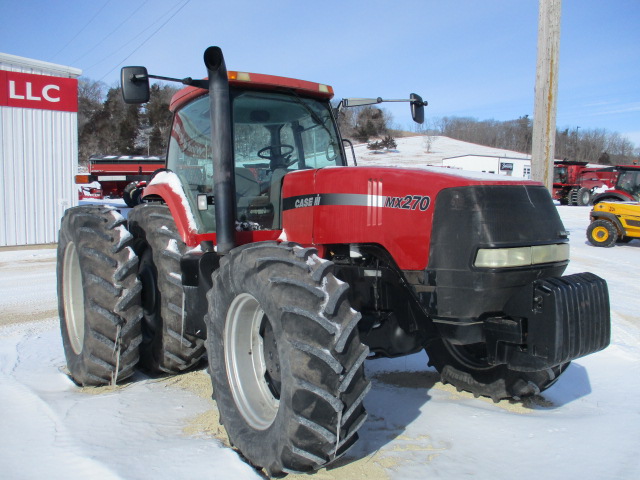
top-left (62, 241), bottom-right (85, 354)
top-left (581, 192), bottom-right (590, 204)
top-left (224, 293), bottom-right (280, 430)
top-left (592, 226), bottom-right (609, 241)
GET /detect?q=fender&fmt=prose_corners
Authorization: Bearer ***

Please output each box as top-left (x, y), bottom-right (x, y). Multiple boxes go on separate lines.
top-left (590, 211), bottom-right (625, 235)
top-left (141, 170), bottom-right (202, 246)
top-left (592, 190), bottom-right (634, 204)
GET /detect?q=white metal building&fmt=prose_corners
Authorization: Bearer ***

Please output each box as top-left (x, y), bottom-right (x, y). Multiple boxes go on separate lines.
top-left (442, 155), bottom-right (532, 179)
top-left (0, 53), bottom-right (81, 246)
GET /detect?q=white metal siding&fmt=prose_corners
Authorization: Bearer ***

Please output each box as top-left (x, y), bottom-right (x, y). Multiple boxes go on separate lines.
top-left (0, 54), bottom-right (80, 246)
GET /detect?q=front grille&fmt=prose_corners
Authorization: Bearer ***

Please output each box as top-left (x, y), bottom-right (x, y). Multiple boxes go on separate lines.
top-left (426, 185), bottom-right (569, 319)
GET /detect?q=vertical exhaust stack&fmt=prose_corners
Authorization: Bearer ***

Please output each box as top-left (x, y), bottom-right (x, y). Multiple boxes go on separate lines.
top-left (204, 46), bottom-right (236, 254)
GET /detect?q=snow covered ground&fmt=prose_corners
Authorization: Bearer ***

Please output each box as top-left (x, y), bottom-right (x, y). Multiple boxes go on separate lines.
top-left (2, 208), bottom-right (638, 480)
top-left (1, 137), bottom-right (639, 479)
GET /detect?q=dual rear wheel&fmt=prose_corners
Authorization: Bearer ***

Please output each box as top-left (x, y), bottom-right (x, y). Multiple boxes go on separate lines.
top-left (57, 208), bottom-right (371, 475)
top-left (58, 204), bottom-right (206, 385)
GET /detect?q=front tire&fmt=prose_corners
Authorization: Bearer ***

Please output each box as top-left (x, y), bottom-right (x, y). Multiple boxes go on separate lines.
top-left (576, 187), bottom-right (592, 206)
top-left (425, 338), bottom-right (568, 402)
top-left (128, 204), bottom-right (206, 374)
top-left (587, 219), bottom-right (618, 247)
top-left (206, 242), bottom-right (370, 476)
top-left (57, 206), bottom-right (143, 386)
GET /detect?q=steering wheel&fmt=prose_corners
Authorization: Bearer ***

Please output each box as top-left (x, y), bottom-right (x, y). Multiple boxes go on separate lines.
top-left (257, 144), bottom-right (295, 160)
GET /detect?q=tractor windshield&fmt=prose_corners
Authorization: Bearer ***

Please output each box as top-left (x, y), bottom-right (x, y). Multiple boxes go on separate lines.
top-left (554, 166), bottom-right (568, 184)
top-left (166, 89), bottom-right (344, 232)
top-left (616, 169), bottom-right (640, 200)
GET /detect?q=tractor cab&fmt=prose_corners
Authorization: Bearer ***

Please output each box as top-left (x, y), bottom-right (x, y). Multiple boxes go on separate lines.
top-left (592, 165), bottom-right (640, 204)
top-left (616, 167), bottom-right (640, 201)
top-left (166, 83), bottom-right (346, 233)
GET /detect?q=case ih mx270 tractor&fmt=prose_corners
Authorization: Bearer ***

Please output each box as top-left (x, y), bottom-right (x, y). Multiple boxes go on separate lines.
top-left (57, 47), bottom-right (610, 476)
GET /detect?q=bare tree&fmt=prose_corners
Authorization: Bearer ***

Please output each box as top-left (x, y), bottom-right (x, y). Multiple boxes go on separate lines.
top-left (77, 78), bottom-right (105, 132)
top-left (141, 83), bottom-right (178, 155)
top-left (435, 114), bottom-right (639, 165)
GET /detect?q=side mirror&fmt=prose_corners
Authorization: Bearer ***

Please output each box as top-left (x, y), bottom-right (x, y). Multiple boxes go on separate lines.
top-left (121, 66), bottom-right (150, 104)
top-left (410, 93), bottom-right (425, 124)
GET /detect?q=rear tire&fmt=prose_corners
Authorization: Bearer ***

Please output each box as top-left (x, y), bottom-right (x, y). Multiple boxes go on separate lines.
top-left (424, 338), bottom-right (568, 402)
top-left (587, 219), bottom-right (618, 247)
top-left (128, 204), bottom-right (206, 374)
top-left (206, 242), bottom-right (370, 476)
top-left (57, 206), bottom-right (143, 386)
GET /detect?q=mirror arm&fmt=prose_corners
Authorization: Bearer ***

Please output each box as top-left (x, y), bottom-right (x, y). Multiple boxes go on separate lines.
top-left (131, 73), bottom-right (209, 89)
top-left (341, 96), bottom-right (427, 108)
top-left (378, 98), bottom-right (428, 107)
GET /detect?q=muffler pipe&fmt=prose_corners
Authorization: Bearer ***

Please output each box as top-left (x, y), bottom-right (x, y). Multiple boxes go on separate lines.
top-left (204, 46), bottom-right (236, 254)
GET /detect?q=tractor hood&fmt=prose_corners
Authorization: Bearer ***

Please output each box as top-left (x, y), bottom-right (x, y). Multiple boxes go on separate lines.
top-left (281, 166), bottom-right (561, 271)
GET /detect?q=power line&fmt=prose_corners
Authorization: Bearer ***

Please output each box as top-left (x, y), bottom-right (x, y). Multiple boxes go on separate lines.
top-left (108, 0), bottom-right (191, 69)
top-left (83, 8), bottom-right (174, 75)
top-left (91, 0), bottom-right (191, 81)
top-left (70, 0), bottom-right (150, 65)
top-left (52, 0), bottom-right (113, 60)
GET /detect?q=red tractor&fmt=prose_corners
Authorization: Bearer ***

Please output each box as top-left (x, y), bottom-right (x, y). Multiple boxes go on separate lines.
top-left (591, 164), bottom-right (640, 204)
top-left (553, 160), bottom-right (617, 206)
top-left (56, 47), bottom-right (610, 476)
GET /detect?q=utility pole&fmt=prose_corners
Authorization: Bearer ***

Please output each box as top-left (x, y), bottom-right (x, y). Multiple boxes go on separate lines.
top-left (531, 0), bottom-right (562, 191)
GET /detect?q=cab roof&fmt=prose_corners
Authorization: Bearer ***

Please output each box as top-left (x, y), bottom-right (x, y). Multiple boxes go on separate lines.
top-left (169, 71), bottom-right (334, 112)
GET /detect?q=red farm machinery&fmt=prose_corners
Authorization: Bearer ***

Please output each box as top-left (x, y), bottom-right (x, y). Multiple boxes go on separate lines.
top-left (591, 164), bottom-right (640, 204)
top-left (76, 155), bottom-right (165, 207)
top-left (56, 47), bottom-right (611, 476)
top-left (552, 160), bottom-right (617, 206)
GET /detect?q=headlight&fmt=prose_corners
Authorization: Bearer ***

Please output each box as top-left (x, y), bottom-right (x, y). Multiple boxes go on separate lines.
top-left (475, 247), bottom-right (531, 268)
top-left (474, 244), bottom-right (569, 268)
top-left (531, 244), bottom-right (570, 264)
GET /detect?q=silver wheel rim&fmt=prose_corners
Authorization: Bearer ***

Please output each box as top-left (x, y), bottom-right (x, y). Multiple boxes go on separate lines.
top-left (62, 242), bottom-right (85, 354)
top-left (224, 293), bottom-right (279, 430)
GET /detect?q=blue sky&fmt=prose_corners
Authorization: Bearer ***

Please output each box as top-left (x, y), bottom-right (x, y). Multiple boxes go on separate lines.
top-left (1, 0), bottom-right (638, 147)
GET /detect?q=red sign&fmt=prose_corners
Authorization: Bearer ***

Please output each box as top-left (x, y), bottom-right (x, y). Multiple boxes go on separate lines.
top-left (0, 70), bottom-right (78, 112)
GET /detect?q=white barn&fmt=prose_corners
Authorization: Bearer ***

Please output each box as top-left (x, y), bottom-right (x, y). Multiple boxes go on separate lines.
top-left (0, 53), bottom-right (81, 247)
top-left (442, 155), bottom-right (532, 179)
